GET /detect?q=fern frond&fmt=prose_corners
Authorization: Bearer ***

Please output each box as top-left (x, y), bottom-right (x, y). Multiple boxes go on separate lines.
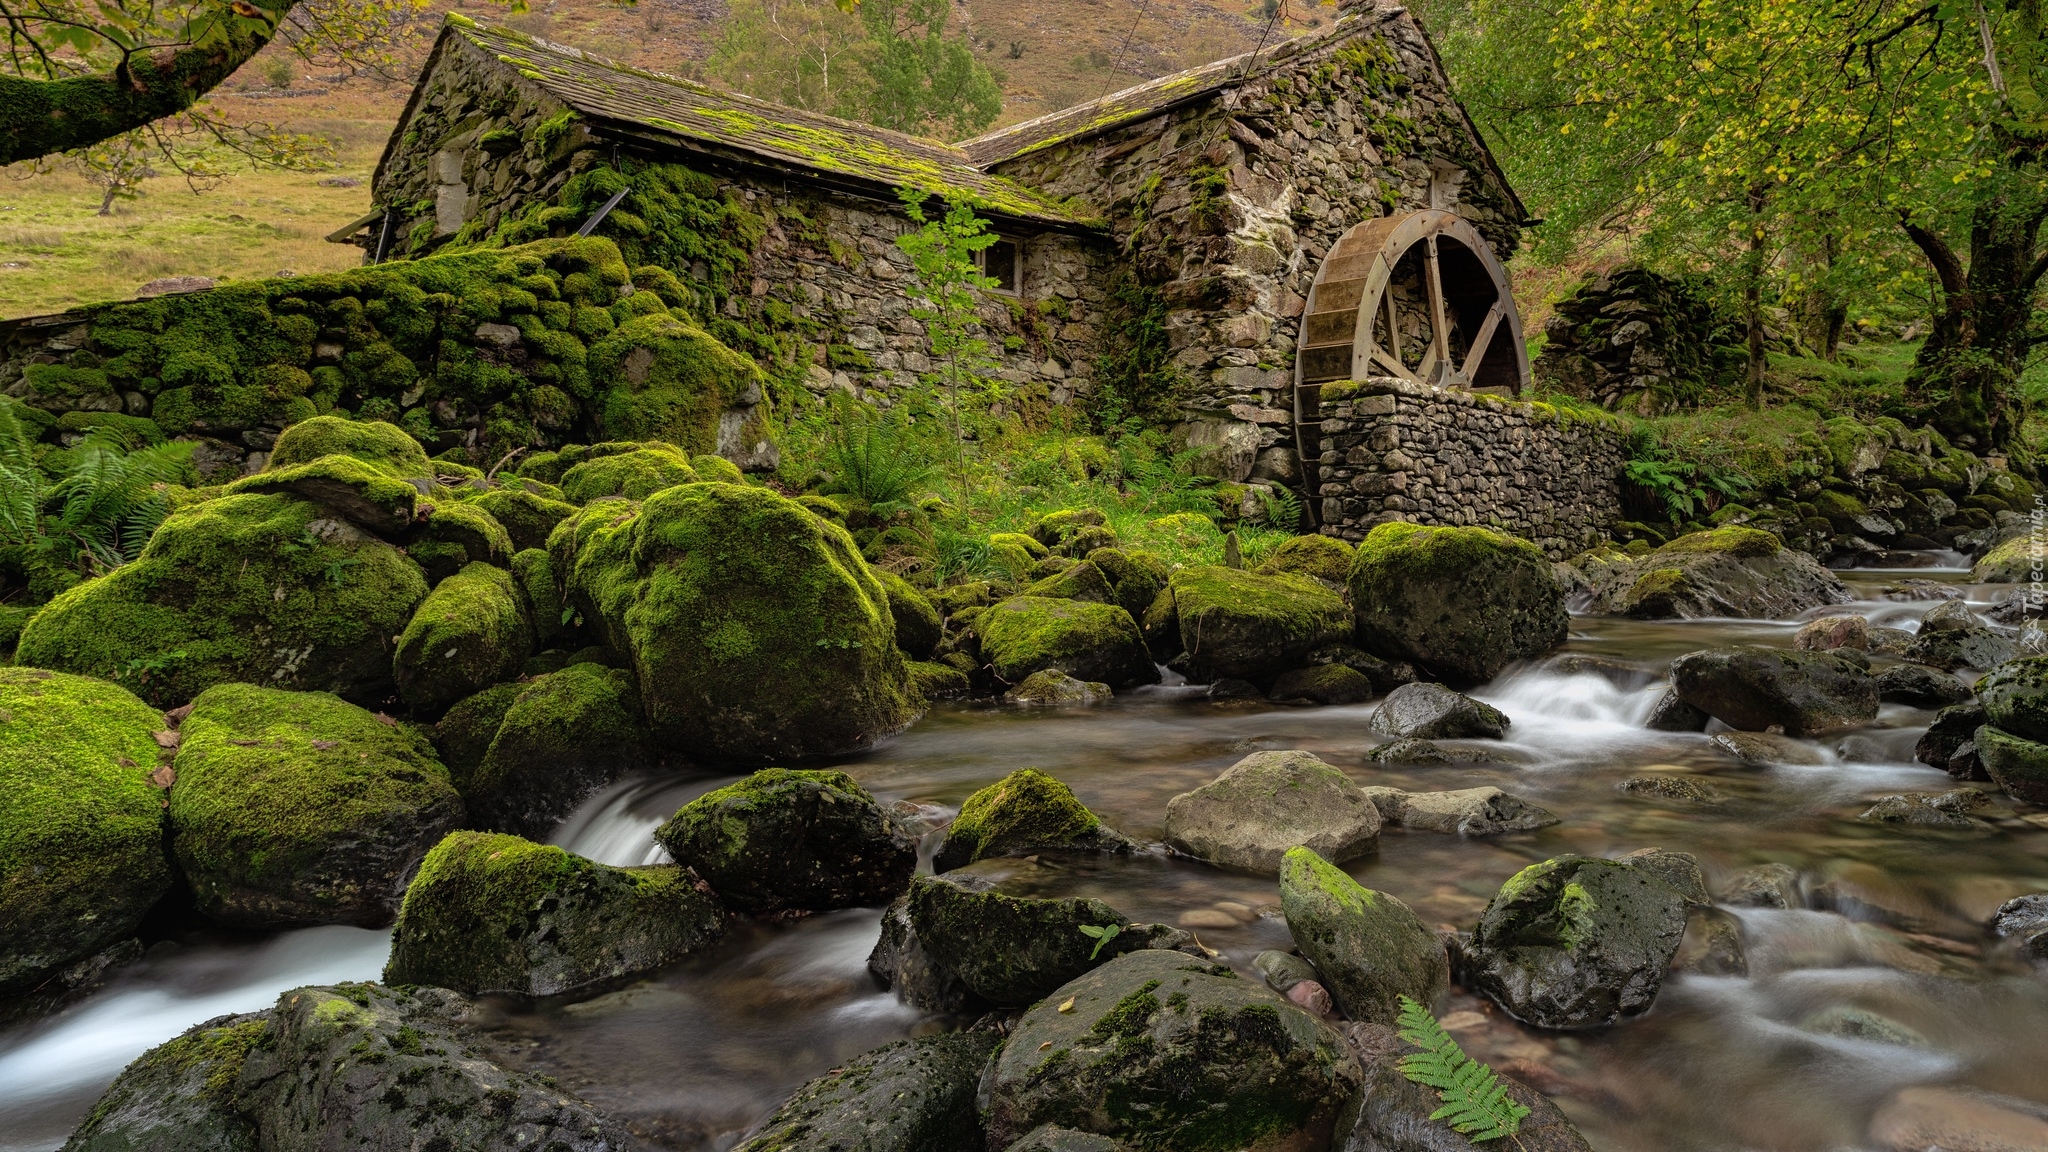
top-left (1394, 995), bottom-right (1531, 1142)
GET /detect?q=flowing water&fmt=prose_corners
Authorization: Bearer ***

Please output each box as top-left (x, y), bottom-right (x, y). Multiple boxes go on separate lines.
top-left (7, 565), bottom-right (2048, 1150)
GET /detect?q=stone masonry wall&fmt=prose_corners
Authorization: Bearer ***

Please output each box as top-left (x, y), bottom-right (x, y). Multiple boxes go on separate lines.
top-left (1316, 378), bottom-right (1625, 558)
top-left (987, 3), bottom-right (1522, 484)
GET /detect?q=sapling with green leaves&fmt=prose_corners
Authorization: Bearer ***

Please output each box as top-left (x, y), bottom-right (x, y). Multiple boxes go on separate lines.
top-left (894, 184), bottom-right (1001, 490)
top-left (1077, 922), bottom-right (1122, 959)
top-left (1394, 994), bottom-right (1530, 1142)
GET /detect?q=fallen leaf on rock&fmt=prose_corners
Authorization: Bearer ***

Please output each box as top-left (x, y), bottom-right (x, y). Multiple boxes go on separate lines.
top-left (374, 713), bottom-right (397, 727)
top-left (152, 730), bottom-right (180, 749)
top-left (162, 703), bottom-right (193, 728)
top-left (150, 765), bottom-right (175, 788)
top-left (1057, 997), bottom-right (1075, 1014)
top-left (311, 740), bottom-right (339, 751)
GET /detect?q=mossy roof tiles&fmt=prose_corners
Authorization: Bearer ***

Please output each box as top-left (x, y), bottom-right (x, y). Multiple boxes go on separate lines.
top-left (440, 18), bottom-right (1097, 229)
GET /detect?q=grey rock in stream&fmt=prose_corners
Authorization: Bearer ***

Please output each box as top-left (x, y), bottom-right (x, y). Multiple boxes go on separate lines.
top-left (1711, 730), bottom-right (1824, 766)
top-left (1992, 894), bottom-right (2048, 960)
top-left (1362, 786), bottom-right (1559, 836)
top-left (1721, 863), bottom-right (1800, 909)
top-left (1904, 626), bottom-right (2015, 672)
top-left (1572, 528), bottom-right (1848, 621)
top-left (1004, 1127), bottom-right (1125, 1152)
top-left (1367, 737), bottom-right (1511, 764)
top-left (1873, 663), bottom-right (1973, 708)
top-left (61, 1012), bottom-right (264, 1152)
top-left (1644, 689), bottom-right (1711, 732)
top-left (1164, 750), bottom-right (1380, 873)
top-left (1278, 847), bottom-right (1448, 1025)
top-left (655, 768), bottom-right (917, 914)
top-left (1857, 789), bottom-right (1992, 828)
top-left (1916, 702), bottom-right (1990, 780)
top-left (1977, 656), bottom-right (2048, 741)
top-left (733, 1031), bottom-right (1001, 1152)
top-left (1369, 682), bottom-right (1509, 740)
top-left (1338, 1020), bottom-right (1594, 1151)
top-left (932, 768), bottom-right (1136, 873)
top-left (1670, 645), bottom-right (1878, 737)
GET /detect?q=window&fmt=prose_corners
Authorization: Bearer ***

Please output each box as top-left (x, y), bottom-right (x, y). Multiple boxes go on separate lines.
top-left (980, 237), bottom-right (1022, 294)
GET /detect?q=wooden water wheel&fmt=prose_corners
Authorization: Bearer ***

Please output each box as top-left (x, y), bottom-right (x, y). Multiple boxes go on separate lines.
top-left (1291, 210), bottom-right (1529, 518)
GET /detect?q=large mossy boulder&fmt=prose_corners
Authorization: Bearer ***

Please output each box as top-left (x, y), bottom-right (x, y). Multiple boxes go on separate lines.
top-left (1668, 645), bottom-right (1877, 736)
top-left (0, 669), bottom-right (169, 996)
top-left (17, 492), bottom-right (428, 706)
top-left (472, 487), bottom-right (581, 553)
top-left (227, 415), bottom-right (433, 535)
top-left (1350, 522), bottom-right (1567, 684)
top-left (978, 595), bottom-right (1158, 688)
top-left (1277, 847), bottom-right (1448, 1024)
top-left (1574, 528), bottom-right (1849, 620)
top-left (559, 444), bottom-right (699, 503)
top-left (590, 312), bottom-right (770, 452)
top-left (1257, 533), bottom-right (1355, 586)
top-left (654, 768), bottom-right (916, 913)
top-left (59, 1010), bottom-right (268, 1152)
top-left (932, 768), bottom-right (1134, 873)
top-left (1973, 532), bottom-right (2040, 583)
top-left (169, 684), bottom-right (465, 928)
top-left (1980, 657), bottom-right (2048, 741)
top-left (1165, 565), bottom-right (1351, 682)
top-left (392, 562), bottom-right (533, 715)
top-left (905, 869), bottom-right (1177, 1007)
top-left (384, 832), bottom-right (724, 998)
top-left (1164, 751), bottom-right (1380, 874)
top-left (560, 482), bottom-right (917, 760)
top-left (1086, 547), bottom-right (1171, 617)
top-left (982, 949), bottom-right (1361, 1150)
top-left (734, 1032), bottom-right (1002, 1152)
top-left (1464, 855), bottom-right (1689, 1029)
top-left (1975, 724), bottom-right (2048, 803)
top-left (877, 570), bottom-right (942, 659)
top-left (437, 663), bottom-right (650, 839)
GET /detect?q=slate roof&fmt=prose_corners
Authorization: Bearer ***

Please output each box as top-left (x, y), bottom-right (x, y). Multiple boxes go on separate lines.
top-left (414, 17), bottom-right (1097, 229)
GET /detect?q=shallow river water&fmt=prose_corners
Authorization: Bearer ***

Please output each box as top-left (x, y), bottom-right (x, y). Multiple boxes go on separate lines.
top-left (6, 566), bottom-right (2048, 1151)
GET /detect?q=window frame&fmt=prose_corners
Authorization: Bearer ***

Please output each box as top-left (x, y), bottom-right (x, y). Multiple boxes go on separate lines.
top-left (977, 236), bottom-right (1024, 296)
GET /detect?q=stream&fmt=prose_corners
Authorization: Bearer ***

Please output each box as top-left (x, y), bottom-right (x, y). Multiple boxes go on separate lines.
top-left (5, 564), bottom-right (2048, 1151)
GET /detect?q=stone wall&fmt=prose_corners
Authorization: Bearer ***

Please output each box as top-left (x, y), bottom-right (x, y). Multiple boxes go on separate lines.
top-left (985, 4), bottom-right (1523, 484)
top-left (1315, 378), bottom-right (1625, 558)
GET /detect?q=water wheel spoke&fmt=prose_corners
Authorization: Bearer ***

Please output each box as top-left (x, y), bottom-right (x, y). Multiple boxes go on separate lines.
top-left (1382, 287), bottom-right (1402, 365)
top-left (1462, 302), bottom-right (1505, 380)
top-left (1424, 236), bottom-right (1451, 382)
top-left (1370, 345), bottom-right (1415, 382)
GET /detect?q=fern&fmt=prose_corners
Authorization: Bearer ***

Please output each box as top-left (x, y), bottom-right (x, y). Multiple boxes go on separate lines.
top-left (822, 395), bottom-right (937, 508)
top-left (1256, 484), bottom-right (1304, 530)
top-left (1394, 995), bottom-right (1530, 1142)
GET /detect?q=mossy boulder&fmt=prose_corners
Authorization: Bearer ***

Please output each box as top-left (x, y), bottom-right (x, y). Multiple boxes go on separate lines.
top-left (1164, 752), bottom-right (1380, 875)
top-left (0, 669), bottom-right (169, 996)
top-left (169, 684), bottom-right (465, 928)
top-left (1030, 508), bottom-right (1108, 549)
top-left (228, 453), bottom-right (422, 536)
top-left (59, 1011), bottom-right (267, 1152)
top-left (1350, 522), bottom-right (1567, 684)
top-left (438, 663), bottom-right (650, 838)
top-left (1668, 645), bottom-right (1877, 736)
top-left (1975, 725), bottom-right (2048, 803)
top-left (877, 570), bottom-right (942, 659)
top-left (734, 1032), bottom-right (1002, 1152)
top-left (1268, 663), bottom-right (1375, 704)
top-left (1005, 669), bottom-right (1112, 705)
top-left (1369, 681), bottom-right (1509, 740)
top-left (978, 596), bottom-right (1159, 688)
top-left (17, 493), bottom-right (428, 707)
top-left (1085, 547), bottom-right (1171, 617)
top-left (393, 562), bottom-right (533, 715)
top-left (981, 949), bottom-right (1361, 1150)
top-left (932, 768), bottom-right (1135, 873)
top-left (559, 445), bottom-right (698, 503)
top-left (1022, 559), bottom-right (1117, 604)
top-left (654, 768), bottom-right (915, 913)
top-left (1166, 566), bottom-right (1351, 682)
top-left (989, 531), bottom-right (1052, 578)
top-left (269, 414), bottom-right (433, 474)
top-left (589, 311), bottom-right (769, 450)
top-left (1464, 855), bottom-right (1689, 1029)
top-left (1978, 657), bottom-right (2048, 741)
top-left (909, 659), bottom-right (972, 701)
top-left (1256, 533), bottom-right (1355, 586)
top-left (905, 869), bottom-right (1182, 1007)
top-left (1974, 532), bottom-right (2041, 582)
top-left (1573, 528), bottom-right (1850, 620)
top-left (1277, 847), bottom-right (1447, 1024)
top-left (562, 482), bottom-right (915, 760)
top-left (472, 487), bottom-right (581, 553)
top-left (384, 831), bottom-right (723, 998)
top-left (410, 499), bottom-right (514, 570)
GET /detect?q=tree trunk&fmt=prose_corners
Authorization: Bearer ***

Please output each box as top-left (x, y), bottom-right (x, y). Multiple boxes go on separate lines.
top-left (1900, 165), bottom-right (2048, 451)
top-left (1744, 186), bottom-right (1768, 405)
top-left (0, 0), bottom-right (296, 166)
top-left (1804, 233), bottom-right (1848, 361)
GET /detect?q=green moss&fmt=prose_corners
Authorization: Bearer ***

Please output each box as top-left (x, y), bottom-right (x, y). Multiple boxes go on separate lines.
top-left (1085, 978), bottom-right (1164, 1043)
top-left (1168, 566), bottom-right (1351, 680)
top-left (0, 668), bottom-right (169, 993)
top-left (16, 492), bottom-right (429, 706)
top-left (169, 683), bottom-right (460, 925)
top-left (1255, 534), bottom-right (1355, 585)
top-left (226, 453), bottom-right (422, 534)
top-left (469, 487), bottom-right (578, 554)
top-left (1348, 521), bottom-right (1566, 685)
top-left (559, 445), bottom-right (698, 503)
top-left (907, 659), bottom-right (970, 700)
top-left (433, 680), bottom-right (523, 785)
top-left (942, 769), bottom-right (1101, 867)
top-left (414, 499), bottom-right (515, 569)
top-left (589, 313), bottom-right (766, 451)
top-left (876, 569), bottom-right (941, 659)
top-left (977, 595), bottom-right (1152, 687)
top-left (269, 415), bottom-right (432, 475)
top-left (456, 663), bottom-right (648, 835)
top-left (690, 453), bottom-right (744, 484)
top-left (394, 562), bottom-right (532, 714)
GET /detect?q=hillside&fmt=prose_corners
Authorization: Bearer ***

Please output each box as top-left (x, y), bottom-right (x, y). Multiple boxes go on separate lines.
top-left (0, 0), bottom-right (1289, 317)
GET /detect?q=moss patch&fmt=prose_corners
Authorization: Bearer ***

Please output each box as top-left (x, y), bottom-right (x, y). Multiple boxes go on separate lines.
top-left (393, 562), bottom-right (533, 715)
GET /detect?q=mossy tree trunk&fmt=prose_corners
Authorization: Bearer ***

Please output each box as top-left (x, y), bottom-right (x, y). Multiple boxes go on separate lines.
top-left (0, 0), bottom-right (294, 166)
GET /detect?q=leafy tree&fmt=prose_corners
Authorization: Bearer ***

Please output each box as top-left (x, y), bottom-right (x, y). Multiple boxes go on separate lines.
top-left (894, 184), bottom-right (999, 481)
top-left (703, 0), bottom-right (869, 116)
top-left (850, 0), bottom-right (1002, 138)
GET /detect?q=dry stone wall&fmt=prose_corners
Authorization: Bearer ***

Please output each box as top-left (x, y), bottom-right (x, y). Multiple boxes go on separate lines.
top-left (1316, 378), bottom-right (1625, 558)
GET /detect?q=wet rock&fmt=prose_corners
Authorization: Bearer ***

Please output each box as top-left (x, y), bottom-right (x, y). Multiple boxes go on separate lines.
top-left (904, 870), bottom-right (1181, 1008)
top-left (1367, 737), bottom-right (1510, 764)
top-left (1617, 847), bottom-right (1710, 907)
top-left (1254, 949), bottom-right (1321, 993)
top-left (1802, 1005), bottom-right (1928, 1047)
top-left (170, 684), bottom-right (464, 929)
top-left (1339, 1020), bottom-right (1595, 1151)
top-left (1973, 532), bottom-right (2048, 582)
top-left (436, 663), bottom-right (649, 840)
top-left (1165, 566), bottom-right (1352, 682)
top-left (1306, 642), bottom-right (1419, 694)
top-left (0, 670), bottom-right (169, 1000)
top-left (1351, 522), bottom-right (1569, 684)
top-left (908, 660), bottom-right (972, 701)
top-left (1206, 678), bottom-right (1265, 700)
top-left (1465, 855), bottom-right (1689, 1029)
top-left (1904, 626), bottom-right (2014, 672)
top-left (1917, 703), bottom-right (1990, 780)
top-left (867, 894), bottom-right (981, 1013)
top-left (932, 769), bottom-right (1135, 873)
top-left (1669, 645), bottom-right (1877, 736)
top-left (1795, 615), bottom-right (1870, 651)
top-left (1618, 775), bottom-right (1724, 804)
top-left (1973, 725), bottom-right (2048, 803)
top-left (1857, 789), bottom-right (1992, 829)
top-left (384, 832), bottom-right (724, 998)
top-left (1991, 894), bottom-right (2048, 960)
top-left (1644, 689), bottom-right (1711, 732)
top-left (1710, 731), bottom-right (1824, 766)
top-left (1278, 847), bottom-right (1449, 1024)
top-left (1002, 1127), bottom-right (1125, 1152)
top-left (1874, 664), bottom-right (1973, 707)
top-left (1721, 863), bottom-right (1800, 908)
top-left (979, 596), bottom-right (1160, 689)
top-left (1976, 656), bottom-right (2048, 741)
top-left (1269, 663), bottom-right (1376, 704)
top-left (1867, 1086), bottom-right (2048, 1152)
top-left (1835, 734), bottom-right (1890, 761)
top-left (733, 1031), bottom-right (1001, 1152)
top-left (60, 1011), bottom-right (264, 1152)
top-left (1676, 907), bottom-right (1748, 977)
top-left (982, 949), bottom-right (1360, 1150)
top-left (1164, 751), bottom-right (1380, 873)
top-left (878, 571), bottom-right (943, 660)
top-left (654, 769), bottom-right (916, 914)
top-left (1574, 528), bottom-right (1849, 620)
top-left (1362, 786), bottom-right (1559, 836)
top-left (1869, 625), bottom-right (1917, 654)
top-left (1920, 598), bottom-right (1982, 631)
top-left (1005, 670), bottom-right (1112, 706)
top-left (1369, 682), bottom-right (1510, 740)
